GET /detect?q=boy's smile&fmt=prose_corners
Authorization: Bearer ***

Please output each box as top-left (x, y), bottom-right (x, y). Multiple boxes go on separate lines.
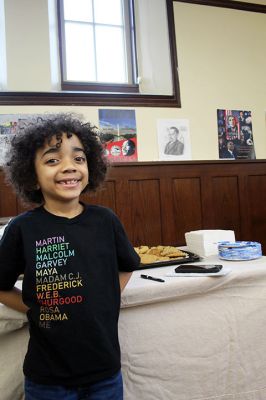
top-left (34, 133), bottom-right (89, 214)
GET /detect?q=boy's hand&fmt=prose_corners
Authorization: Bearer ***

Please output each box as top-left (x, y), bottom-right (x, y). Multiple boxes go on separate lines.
top-left (0, 287), bottom-right (29, 313)
top-left (119, 272), bottom-right (132, 292)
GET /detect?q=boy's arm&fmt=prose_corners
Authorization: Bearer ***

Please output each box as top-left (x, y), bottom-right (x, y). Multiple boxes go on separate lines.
top-left (119, 271), bottom-right (133, 292)
top-left (0, 287), bottom-right (29, 313)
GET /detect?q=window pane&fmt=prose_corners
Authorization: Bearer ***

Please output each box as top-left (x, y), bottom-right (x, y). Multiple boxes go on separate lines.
top-left (96, 26), bottom-right (126, 83)
top-left (94, 0), bottom-right (123, 25)
top-left (65, 22), bottom-right (95, 81)
top-left (63, 0), bottom-right (93, 22)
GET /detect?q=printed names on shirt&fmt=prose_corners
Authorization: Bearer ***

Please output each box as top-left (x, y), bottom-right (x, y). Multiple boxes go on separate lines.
top-left (35, 235), bottom-right (84, 328)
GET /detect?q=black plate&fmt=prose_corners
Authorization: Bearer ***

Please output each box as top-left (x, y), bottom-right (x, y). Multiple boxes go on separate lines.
top-left (137, 250), bottom-right (201, 270)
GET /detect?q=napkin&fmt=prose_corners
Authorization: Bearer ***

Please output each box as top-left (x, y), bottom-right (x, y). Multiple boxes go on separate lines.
top-left (185, 229), bottom-right (235, 257)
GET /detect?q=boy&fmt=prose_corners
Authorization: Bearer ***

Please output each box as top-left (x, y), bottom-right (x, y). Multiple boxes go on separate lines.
top-left (0, 114), bottom-right (140, 400)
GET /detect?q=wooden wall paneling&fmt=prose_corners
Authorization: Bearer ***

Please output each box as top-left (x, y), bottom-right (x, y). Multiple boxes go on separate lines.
top-left (82, 180), bottom-right (117, 211)
top-left (198, 172), bottom-right (215, 229)
top-left (113, 179), bottom-right (132, 240)
top-left (128, 179), bottom-right (162, 246)
top-left (171, 177), bottom-right (203, 245)
top-left (246, 175), bottom-right (266, 253)
top-left (237, 173), bottom-right (250, 243)
top-left (0, 179), bottom-right (17, 217)
top-left (210, 176), bottom-right (241, 237)
top-left (1, 161), bottom-right (266, 252)
top-left (158, 163), bottom-right (205, 245)
top-left (0, 172), bottom-right (17, 217)
top-left (158, 176), bottom-right (177, 245)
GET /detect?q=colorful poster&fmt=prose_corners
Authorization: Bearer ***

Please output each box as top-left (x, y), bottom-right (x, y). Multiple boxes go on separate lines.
top-left (157, 119), bottom-right (191, 161)
top-left (98, 109), bottom-right (137, 162)
top-left (217, 109), bottom-right (255, 160)
top-left (0, 114), bottom-right (34, 166)
top-left (0, 114), bottom-right (52, 165)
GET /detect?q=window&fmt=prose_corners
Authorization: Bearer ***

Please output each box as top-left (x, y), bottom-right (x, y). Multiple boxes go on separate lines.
top-left (58, 0), bottom-right (138, 93)
top-left (0, 0), bottom-right (7, 91)
top-left (0, 0), bottom-right (181, 107)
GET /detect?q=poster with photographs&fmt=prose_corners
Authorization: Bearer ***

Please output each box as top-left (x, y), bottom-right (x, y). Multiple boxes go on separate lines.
top-left (0, 114), bottom-right (51, 165)
top-left (217, 109), bottom-right (255, 160)
top-left (98, 109), bottom-right (137, 162)
top-left (157, 119), bottom-right (191, 161)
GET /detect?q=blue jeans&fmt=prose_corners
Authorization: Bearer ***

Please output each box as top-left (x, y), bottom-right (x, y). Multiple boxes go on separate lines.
top-left (24, 371), bottom-right (123, 400)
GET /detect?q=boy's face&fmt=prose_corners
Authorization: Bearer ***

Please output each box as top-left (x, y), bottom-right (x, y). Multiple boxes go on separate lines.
top-left (227, 141), bottom-right (234, 151)
top-left (122, 140), bottom-right (130, 155)
top-left (34, 133), bottom-right (89, 208)
top-left (228, 116), bottom-right (236, 127)
top-left (168, 128), bottom-right (178, 142)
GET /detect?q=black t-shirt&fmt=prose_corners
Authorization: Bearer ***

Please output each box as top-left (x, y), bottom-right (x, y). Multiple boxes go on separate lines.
top-left (0, 204), bottom-right (140, 386)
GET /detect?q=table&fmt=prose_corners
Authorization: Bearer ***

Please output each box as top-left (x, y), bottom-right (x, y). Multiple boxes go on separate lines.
top-left (1, 256), bottom-right (266, 400)
top-left (119, 255), bottom-right (266, 400)
top-left (0, 296), bottom-right (28, 400)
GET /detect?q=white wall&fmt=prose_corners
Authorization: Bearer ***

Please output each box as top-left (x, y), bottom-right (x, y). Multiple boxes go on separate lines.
top-left (4, 0), bottom-right (52, 91)
top-left (172, 1), bottom-right (266, 160)
top-left (0, 0), bottom-right (266, 161)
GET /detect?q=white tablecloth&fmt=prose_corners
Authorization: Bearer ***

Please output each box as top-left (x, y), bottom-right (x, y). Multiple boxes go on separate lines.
top-left (119, 256), bottom-right (266, 400)
top-left (1, 256), bottom-right (266, 400)
top-left (0, 281), bottom-right (28, 400)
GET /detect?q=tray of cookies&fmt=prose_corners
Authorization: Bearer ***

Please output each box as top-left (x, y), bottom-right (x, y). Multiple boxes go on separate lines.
top-left (134, 245), bottom-right (200, 269)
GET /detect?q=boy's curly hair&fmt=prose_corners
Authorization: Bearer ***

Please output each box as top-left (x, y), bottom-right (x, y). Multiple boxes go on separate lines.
top-left (4, 113), bottom-right (108, 204)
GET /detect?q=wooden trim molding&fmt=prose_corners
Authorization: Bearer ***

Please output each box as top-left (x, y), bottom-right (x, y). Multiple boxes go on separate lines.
top-left (109, 159), bottom-right (265, 167)
top-left (173, 0), bottom-right (266, 13)
top-left (0, 91), bottom-right (180, 108)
